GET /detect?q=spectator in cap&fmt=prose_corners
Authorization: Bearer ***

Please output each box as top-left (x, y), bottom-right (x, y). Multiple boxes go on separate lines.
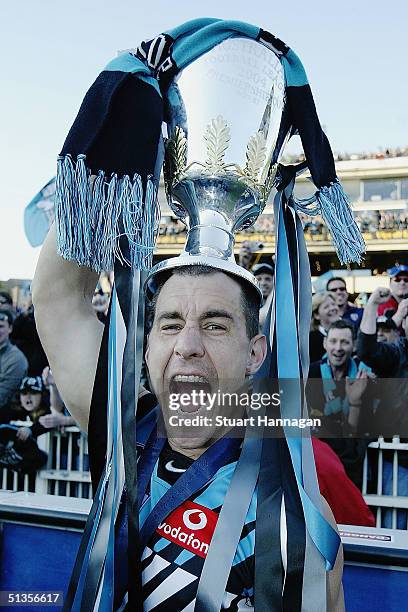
top-left (326, 277), bottom-right (363, 329)
top-left (16, 376), bottom-right (51, 440)
top-left (10, 374), bottom-right (76, 442)
top-left (376, 316), bottom-right (399, 344)
top-left (378, 265), bottom-right (408, 329)
top-left (251, 262), bottom-right (275, 305)
top-left (0, 310), bottom-right (28, 413)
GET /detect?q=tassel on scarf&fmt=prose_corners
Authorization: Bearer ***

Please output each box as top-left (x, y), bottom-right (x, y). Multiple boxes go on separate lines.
top-left (316, 180), bottom-right (365, 265)
top-left (55, 154), bottom-right (159, 272)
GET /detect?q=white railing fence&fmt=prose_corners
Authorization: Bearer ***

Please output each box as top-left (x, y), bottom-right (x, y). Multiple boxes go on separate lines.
top-left (1, 430), bottom-right (408, 529)
top-left (362, 436), bottom-right (408, 530)
top-left (0, 427), bottom-right (92, 499)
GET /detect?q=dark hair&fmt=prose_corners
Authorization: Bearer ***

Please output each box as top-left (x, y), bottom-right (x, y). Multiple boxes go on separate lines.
top-left (146, 265), bottom-right (260, 339)
top-left (326, 276), bottom-right (347, 291)
top-left (0, 291), bottom-right (12, 305)
top-left (327, 318), bottom-right (355, 340)
top-left (0, 309), bottom-right (13, 326)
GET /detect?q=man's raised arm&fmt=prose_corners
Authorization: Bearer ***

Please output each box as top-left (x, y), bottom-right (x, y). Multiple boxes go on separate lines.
top-left (32, 225), bottom-right (104, 432)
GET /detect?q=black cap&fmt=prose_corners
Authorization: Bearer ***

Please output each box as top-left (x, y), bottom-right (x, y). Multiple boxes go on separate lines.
top-left (19, 376), bottom-right (44, 394)
top-left (376, 316), bottom-right (397, 330)
top-left (251, 263), bottom-right (275, 276)
top-left (388, 265), bottom-right (408, 278)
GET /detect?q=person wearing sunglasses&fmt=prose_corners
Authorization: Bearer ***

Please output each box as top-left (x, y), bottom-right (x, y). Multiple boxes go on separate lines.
top-left (326, 277), bottom-right (363, 329)
top-left (378, 265), bottom-right (408, 331)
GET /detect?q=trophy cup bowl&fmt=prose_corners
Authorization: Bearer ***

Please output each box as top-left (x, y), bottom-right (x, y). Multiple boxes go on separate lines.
top-left (147, 37), bottom-right (289, 295)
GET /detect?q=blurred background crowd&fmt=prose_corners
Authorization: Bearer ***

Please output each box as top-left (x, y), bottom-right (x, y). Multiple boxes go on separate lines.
top-left (1, 228), bottom-right (407, 531)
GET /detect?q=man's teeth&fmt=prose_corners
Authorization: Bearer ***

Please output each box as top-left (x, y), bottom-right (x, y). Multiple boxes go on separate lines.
top-left (173, 375), bottom-right (208, 383)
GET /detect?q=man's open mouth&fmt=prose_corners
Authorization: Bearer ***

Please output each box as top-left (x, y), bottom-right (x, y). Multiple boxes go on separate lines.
top-left (169, 375), bottom-right (212, 413)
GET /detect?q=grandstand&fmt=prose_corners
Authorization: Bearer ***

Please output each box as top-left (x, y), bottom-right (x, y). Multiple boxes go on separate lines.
top-left (155, 154), bottom-right (408, 293)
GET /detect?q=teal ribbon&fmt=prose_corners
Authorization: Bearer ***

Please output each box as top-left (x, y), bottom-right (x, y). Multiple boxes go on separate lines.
top-left (288, 202), bottom-right (328, 610)
top-left (274, 189), bottom-right (340, 573)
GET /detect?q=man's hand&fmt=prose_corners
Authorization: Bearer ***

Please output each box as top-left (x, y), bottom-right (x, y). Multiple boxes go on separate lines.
top-left (392, 298), bottom-right (408, 327)
top-left (16, 427), bottom-right (32, 441)
top-left (367, 287), bottom-right (391, 306)
top-left (39, 413), bottom-right (68, 428)
top-left (42, 366), bottom-right (55, 388)
top-left (345, 369), bottom-right (368, 404)
top-left (361, 287), bottom-right (390, 335)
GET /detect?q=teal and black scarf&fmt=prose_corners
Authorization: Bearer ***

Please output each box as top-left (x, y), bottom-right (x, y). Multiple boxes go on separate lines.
top-left (320, 356), bottom-right (371, 416)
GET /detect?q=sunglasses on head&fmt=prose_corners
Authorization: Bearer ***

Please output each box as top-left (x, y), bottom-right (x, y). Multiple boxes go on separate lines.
top-left (392, 276), bottom-right (408, 283)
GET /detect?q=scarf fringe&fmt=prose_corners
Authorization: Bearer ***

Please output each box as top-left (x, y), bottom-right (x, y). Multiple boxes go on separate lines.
top-left (55, 154), bottom-right (159, 272)
top-left (316, 180), bottom-right (365, 265)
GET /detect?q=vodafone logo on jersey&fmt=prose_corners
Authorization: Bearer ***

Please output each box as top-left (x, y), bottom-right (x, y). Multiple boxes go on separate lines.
top-left (183, 508), bottom-right (207, 530)
top-left (157, 500), bottom-right (218, 558)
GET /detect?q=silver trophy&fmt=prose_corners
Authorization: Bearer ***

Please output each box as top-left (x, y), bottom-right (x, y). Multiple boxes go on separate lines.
top-left (148, 37), bottom-right (288, 292)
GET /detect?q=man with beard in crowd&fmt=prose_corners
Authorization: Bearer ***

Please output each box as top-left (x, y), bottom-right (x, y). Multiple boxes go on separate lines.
top-left (376, 315), bottom-right (399, 344)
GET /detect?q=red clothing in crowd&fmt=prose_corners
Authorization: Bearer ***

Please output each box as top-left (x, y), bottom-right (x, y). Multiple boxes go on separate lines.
top-left (377, 296), bottom-right (398, 317)
top-left (312, 438), bottom-right (375, 527)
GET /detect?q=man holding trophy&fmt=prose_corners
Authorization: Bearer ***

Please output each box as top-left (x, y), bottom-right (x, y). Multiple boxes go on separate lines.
top-left (34, 18), bottom-right (364, 611)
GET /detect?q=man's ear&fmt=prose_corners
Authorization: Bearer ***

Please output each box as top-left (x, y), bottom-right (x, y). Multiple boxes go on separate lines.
top-left (246, 334), bottom-right (267, 375)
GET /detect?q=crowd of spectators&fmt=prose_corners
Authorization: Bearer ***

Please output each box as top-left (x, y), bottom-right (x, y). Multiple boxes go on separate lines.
top-left (284, 146), bottom-right (408, 164)
top-left (158, 211), bottom-right (408, 243)
top-left (305, 266), bottom-right (408, 529)
top-left (1, 251), bottom-right (408, 528)
top-left (0, 292), bottom-right (79, 477)
top-left (243, 211), bottom-right (408, 239)
top-left (239, 242), bottom-right (408, 528)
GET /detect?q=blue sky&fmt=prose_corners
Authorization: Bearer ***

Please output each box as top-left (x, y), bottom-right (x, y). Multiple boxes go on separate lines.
top-left (1, 0), bottom-right (407, 279)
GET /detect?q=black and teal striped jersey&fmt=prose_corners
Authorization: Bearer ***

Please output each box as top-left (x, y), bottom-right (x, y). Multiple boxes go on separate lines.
top-left (138, 443), bottom-right (256, 611)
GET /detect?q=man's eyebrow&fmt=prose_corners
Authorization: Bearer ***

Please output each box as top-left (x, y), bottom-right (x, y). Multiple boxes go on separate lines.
top-left (156, 310), bottom-right (234, 323)
top-left (199, 310), bottom-right (234, 322)
top-left (156, 311), bottom-right (183, 323)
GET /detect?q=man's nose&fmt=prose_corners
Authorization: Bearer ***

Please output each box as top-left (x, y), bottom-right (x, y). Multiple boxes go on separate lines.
top-left (174, 325), bottom-right (205, 359)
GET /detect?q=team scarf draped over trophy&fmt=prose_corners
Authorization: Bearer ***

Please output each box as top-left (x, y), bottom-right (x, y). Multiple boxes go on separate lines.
top-left (55, 18), bottom-right (364, 612)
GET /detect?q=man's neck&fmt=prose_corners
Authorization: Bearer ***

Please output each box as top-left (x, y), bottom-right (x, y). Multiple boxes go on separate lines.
top-left (330, 362), bottom-right (348, 380)
top-left (0, 338), bottom-right (10, 351)
top-left (337, 302), bottom-right (348, 316)
top-left (167, 425), bottom-right (236, 460)
top-left (167, 439), bottom-right (209, 460)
